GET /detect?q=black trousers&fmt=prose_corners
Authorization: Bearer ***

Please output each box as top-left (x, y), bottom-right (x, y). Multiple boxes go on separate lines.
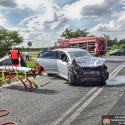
top-left (11, 59), bottom-right (19, 64)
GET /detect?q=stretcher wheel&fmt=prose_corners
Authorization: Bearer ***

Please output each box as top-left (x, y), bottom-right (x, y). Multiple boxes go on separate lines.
top-left (7, 80), bottom-right (11, 84)
top-left (34, 84), bottom-right (38, 88)
top-left (27, 85), bottom-right (33, 91)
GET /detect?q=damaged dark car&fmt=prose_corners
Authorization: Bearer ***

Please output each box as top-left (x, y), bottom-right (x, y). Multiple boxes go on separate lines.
top-left (37, 48), bottom-right (109, 85)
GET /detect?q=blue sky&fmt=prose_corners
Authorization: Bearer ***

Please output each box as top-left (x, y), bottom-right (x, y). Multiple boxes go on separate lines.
top-left (0, 0), bottom-right (125, 47)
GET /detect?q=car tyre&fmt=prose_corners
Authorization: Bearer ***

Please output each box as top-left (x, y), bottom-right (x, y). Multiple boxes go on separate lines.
top-left (47, 73), bottom-right (54, 77)
top-left (101, 80), bottom-right (106, 86)
top-left (68, 71), bottom-right (76, 85)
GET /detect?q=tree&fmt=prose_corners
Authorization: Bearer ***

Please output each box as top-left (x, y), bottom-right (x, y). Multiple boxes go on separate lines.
top-left (76, 28), bottom-right (89, 37)
top-left (0, 29), bottom-right (23, 57)
top-left (103, 34), bottom-right (117, 47)
top-left (61, 28), bottom-right (73, 39)
top-left (119, 39), bottom-right (125, 44)
top-left (112, 44), bottom-right (119, 50)
top-left (61, 28), bottom-right (90, 39)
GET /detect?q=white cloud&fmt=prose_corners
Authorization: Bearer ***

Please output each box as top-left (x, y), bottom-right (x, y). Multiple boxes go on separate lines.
top-left (89, 11), bottom-right (125, 40)
top-left (19, 32), bottom-right (59, 48)
top-left (62, 0), bottom-right (104, 19)
top-left (6, 26), bottom-right (19, 31)
top-left (19, 3), bottom-right (68, 30)
top-left (19, 0), bottom-right (120, 33)
top-left (0, 14), bottom-right (7, 25)
top-left (15, 0), bottom-right (49, 10)
top-left (90, 12), bottom-right (125, 32)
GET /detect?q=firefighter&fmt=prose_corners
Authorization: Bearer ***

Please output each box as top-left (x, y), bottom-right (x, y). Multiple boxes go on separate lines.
top-left (8, 46), bottom-right (20, 66)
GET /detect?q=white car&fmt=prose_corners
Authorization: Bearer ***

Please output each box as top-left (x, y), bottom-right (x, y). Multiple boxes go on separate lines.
top-left (37, 48), bottom-right (109, 85)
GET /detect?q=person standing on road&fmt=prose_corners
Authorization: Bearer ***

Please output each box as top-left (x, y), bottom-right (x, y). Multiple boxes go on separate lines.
top-left (8, 46), bottom-right (20, 66)
top-left (25, 52), bottom-right (30, 61)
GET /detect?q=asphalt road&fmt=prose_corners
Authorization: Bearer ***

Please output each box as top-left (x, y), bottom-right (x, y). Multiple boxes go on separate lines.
top-left (1, 56), bottom-right (125, 125)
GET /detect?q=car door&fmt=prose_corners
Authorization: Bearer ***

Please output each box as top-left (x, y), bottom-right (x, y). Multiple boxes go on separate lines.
top-left (37, 51), bottom-right (58, 73)
top-left (57, 51), bottom-right (69, 78)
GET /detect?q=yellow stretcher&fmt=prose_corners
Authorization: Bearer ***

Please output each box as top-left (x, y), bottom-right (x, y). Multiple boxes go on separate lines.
top-left (0, 66), bottom-right (41, 91)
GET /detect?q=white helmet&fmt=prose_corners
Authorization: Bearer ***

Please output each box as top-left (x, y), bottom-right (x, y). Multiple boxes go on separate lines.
top-left (12, 46), bottom-right (15, 49)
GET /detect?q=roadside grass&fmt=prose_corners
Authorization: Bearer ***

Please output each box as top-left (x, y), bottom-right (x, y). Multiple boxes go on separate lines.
top-left (26, 60), bottom-right (37, 68)
top-left (30, 51), bottom-right (39, 57)
top-left (21, 51), bottom-right (39, 68)
top-left (22, 51), bottom-right (39, 58)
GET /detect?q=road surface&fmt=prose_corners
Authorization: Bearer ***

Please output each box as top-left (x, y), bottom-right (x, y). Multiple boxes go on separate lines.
top-left (0, 56), bottom-right (125, 125)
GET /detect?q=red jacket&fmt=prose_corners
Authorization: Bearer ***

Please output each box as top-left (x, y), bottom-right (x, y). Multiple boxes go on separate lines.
top-left (9, 50), bottom-right (19, 59)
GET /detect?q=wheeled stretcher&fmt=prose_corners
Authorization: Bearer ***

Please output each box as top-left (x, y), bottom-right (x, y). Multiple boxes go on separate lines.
top-left (0, 66), bottom-right (41, 91)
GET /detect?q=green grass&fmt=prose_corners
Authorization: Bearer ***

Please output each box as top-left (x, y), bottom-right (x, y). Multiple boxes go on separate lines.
top-left (22, 51), bottom-right (39, 58)
top-left (26, 60), bottom-right (37, 68)
top-left (30, 51), bottom-right (39, 57)
top-left (21, 51), bottom-right (39, 68)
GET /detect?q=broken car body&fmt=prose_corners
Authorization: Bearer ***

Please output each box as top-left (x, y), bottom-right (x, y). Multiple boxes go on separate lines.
top-left (37, 48), bottom-right (109, 85)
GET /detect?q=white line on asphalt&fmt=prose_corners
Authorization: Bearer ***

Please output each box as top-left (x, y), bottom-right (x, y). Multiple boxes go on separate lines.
top-left (62, 88), bottom-right (103, 125)
top-left (50, 87), bottom-right (97, 125)
top-left (51, 62), bottom-right (125, 125)
top-left (111, 63), bottom-right (125, 77)
top-left (109, 62), bottom-right (125, 76)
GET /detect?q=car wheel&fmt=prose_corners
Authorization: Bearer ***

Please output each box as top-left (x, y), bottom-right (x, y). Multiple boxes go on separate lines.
top-left (105, 71), bottom-right (109, 80)
top-left (38, 66), bottom-right (44, 74)
top-left (47, 73), bottom-right (54, 77)
top-left (101, 80), bottom-right (106, 86)
top-left (68, 71), bottom-right (76, 85)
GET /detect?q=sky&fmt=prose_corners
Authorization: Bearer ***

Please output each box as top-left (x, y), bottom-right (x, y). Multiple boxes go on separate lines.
top-left (0, 0), bottom-right (125, 48)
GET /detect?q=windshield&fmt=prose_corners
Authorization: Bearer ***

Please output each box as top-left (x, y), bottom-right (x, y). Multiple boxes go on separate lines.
top-left (68, 51), bottom-right (92, 59)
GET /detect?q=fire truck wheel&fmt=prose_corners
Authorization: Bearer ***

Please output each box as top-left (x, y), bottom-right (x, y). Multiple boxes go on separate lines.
top-left (68, 71), bottom-right (76, 85)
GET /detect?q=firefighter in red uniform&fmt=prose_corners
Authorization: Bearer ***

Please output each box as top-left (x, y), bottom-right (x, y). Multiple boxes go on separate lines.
top-left (8, 46), bottom-right (20, 66)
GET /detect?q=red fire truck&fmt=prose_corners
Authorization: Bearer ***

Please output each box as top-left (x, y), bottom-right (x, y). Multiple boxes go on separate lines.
top-left (55, 37), bottom-right (107, 56)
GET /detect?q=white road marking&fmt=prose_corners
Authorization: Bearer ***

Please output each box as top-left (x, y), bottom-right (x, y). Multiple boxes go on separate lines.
top-left (50, 87), bottom-right (97, 125)
top-left (62, 88), bottom-right (103, 125)
top-left (51, 62), bottom-right (125, 125)
top-left (109, 62), bottom-right (125, 76)
top-left (111, 63), bottom-right (125, 77)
